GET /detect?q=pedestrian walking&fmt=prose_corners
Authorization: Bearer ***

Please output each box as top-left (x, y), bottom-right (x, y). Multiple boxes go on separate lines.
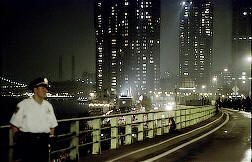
top-left (10, 77), bottom-right (58, 162)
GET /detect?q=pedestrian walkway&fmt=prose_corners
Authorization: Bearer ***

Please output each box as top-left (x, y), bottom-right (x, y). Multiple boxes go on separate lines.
top-left (79, 112), bottom-right (224, 162)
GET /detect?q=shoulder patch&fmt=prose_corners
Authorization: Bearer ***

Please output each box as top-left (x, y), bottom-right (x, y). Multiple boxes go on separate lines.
top-left (47, 108), bottom-right (51, 114)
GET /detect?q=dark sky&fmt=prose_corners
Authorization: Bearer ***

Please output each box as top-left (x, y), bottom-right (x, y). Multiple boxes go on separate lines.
top-left (1, 0), bottom-right (232, 82)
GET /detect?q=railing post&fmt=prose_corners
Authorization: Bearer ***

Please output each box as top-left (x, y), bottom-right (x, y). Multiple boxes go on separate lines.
top-left (147, 112), bottom-right (154, 138)
top-left (110, 117), bottom-right (118, 149)
top-left (186, 109), bottom-right (190, 127)
top-left (69, 120), bottom-right (79, 161)
top-left (175, 109), bottom-right (181, 129)
top-left (182, 109), bottom-right (186, 128)
top-left (137, 114), bottom-right (144, 141)
top-left (92, 118), bottom-right (101, 154)
top-left (163, 112), bottom-right (169, 134)
top-left (9, 127), bottom-right (13, 162)
top-left (125, 115), bottom-right (132, 145)
top-left (156, 112), bottom-right (162, 135)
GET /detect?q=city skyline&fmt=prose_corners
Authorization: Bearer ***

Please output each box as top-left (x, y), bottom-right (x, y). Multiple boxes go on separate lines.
top-left (1, 0), bottom-right (232, 82)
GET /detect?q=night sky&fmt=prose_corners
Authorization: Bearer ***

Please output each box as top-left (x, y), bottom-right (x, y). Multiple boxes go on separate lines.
top-left (1, 0), bottom-right (232, 82)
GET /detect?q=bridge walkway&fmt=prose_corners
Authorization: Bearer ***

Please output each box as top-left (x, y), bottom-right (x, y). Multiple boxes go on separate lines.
top-left (79, 112), bottom-right (223, 162)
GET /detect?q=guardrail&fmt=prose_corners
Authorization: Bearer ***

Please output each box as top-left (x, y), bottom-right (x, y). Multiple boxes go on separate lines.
top-left (0, 105), bottom-right (216, 162)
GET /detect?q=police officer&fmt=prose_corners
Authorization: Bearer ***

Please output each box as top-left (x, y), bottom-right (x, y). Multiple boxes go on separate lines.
top-left (10, 77), bottom-right (58, 162)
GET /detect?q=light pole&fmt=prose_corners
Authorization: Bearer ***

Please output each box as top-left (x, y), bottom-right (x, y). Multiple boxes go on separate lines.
top-left (212, 76), bottom-right (218, 100)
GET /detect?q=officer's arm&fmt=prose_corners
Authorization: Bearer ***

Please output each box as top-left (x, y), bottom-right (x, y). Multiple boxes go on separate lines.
top-left (10, 125), bottom-right (19, 136)
top-left (50, 128), bottom-right (55, 137)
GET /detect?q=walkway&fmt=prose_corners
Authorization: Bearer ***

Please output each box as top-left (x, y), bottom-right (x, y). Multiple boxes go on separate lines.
top-left (79, 111), bottom-right (224, 162)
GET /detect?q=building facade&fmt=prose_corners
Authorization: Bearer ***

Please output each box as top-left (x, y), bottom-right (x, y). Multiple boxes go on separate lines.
top-left (231, 0), bottom-right (251, 96)
top-left (232, 0), bottom-right (251, 75)
top-left (95, 0), bottom-right (160, 99)
top-left (179, 0), bottom-right (213, 91)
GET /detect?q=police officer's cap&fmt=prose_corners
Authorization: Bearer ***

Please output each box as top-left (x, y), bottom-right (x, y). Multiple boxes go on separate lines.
top-left (28, 77), bottom-right (49, 90)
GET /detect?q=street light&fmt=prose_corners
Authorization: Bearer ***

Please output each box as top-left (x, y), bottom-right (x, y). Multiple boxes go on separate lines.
top-left (246, 55), bottom-right (252, 63)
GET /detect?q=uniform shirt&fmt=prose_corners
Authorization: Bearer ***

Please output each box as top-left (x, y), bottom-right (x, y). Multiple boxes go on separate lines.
top-left (10, 97), bottom-right (58, 133)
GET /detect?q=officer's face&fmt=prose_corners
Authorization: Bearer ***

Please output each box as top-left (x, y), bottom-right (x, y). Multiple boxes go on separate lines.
top-left (34, 86), bottom-right (48, 99)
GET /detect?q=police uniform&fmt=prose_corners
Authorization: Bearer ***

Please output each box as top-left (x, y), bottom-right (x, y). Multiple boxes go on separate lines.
top-left (10, 77), bottom-right (58, 162)
top-left (10, 97), bottom-right (58, 133)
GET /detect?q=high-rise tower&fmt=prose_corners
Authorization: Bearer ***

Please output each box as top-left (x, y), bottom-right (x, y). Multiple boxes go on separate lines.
top-left (179, 0), bottom-right (213, 90)
top-left (232, 0), bottom-right (251, 75)
top-left (95, 0), bottom-right (160, 99)
top-left (231, 0), bottom-right (251, 96)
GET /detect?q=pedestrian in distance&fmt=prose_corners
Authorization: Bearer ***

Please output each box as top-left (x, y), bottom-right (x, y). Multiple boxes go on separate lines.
top-left (10, 77), bottom-right (58, 162)
top-left (169, 117), bottom-right (176, 133)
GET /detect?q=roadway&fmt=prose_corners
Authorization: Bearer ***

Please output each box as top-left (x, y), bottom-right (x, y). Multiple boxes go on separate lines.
top-left (80, 109), bottom-right (251, 162)
top-left (143, 109), bottom-right (251, 162)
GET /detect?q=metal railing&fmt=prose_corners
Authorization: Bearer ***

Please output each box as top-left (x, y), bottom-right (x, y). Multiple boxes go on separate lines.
top-left (0, 105), bottom-right (216, 162)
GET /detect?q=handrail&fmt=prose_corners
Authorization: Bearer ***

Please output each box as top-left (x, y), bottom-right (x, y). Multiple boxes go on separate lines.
top-left (0, 105), bottom-right (216, 162)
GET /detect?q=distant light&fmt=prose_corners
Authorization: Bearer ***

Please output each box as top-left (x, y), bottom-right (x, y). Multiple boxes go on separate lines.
top-left (246, 56), bottom-right (252, 63)
top-left (165, 105), bottom-right (173, 111)
top-left (224, 68), bottom-right (228, 72)
top-left (179, 87), bottom-right (196, 90)
top-left (243, 11), bottom-right (248, 16)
